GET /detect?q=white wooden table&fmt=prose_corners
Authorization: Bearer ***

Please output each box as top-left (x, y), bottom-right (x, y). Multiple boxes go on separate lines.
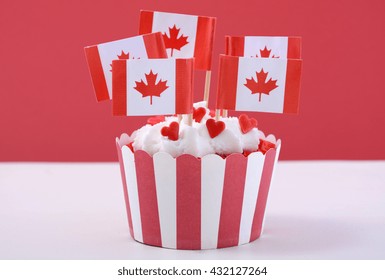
top-left (1, 161), bottom-right (384, 259)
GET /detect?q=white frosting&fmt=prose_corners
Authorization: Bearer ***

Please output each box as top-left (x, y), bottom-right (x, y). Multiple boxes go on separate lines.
top-left (131, 102), bottom-right (271, 158)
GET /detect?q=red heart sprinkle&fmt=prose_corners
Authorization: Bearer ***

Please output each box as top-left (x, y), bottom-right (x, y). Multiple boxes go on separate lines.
top-left (209, 109), bottom-right (216, 117)
top-left (239, 114), bottom-right (258, 134)
top-left (161, 122), bottom-right (179, 141)
top-left (193, 107), bottom-right (206, 123)
top-left (258, 139), bottom-right (276, 154)
top-left (126, 142), bottom-right (134, 153)
top-left (147, 115), bottom-right (165, 126)
top-left (206, 119), bottom-right (226, 138)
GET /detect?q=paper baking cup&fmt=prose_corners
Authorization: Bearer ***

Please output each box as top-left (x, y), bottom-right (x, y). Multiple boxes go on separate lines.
top-left (116, 134), bottom-right (281, 250)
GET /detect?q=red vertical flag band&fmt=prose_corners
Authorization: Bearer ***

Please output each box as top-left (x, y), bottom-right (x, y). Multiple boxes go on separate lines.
top-left (225, 36), bottom-right (245, 57)
top-left (84, 46), bottom-right (109, 101)
top-left (139, 10), bottom-right (154, 34)
top-left (194, 16), bottom-right (216, 70)
top-left (283, 59), bottom-right (302, 114)
top-left (288, 37), bottom-right (302, 59)
top-left (143, 32), bottom-right (167, 58)
top-left (216, 55), bottom-right (238, 110)
top-left (175, 58), bottom-right (194, 114)
top-left (112, 59), bottom-right (127, 116)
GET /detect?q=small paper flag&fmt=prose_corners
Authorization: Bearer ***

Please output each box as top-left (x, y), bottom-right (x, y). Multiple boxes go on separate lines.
top-left (225, 36), bottom-right (301, 59)
top-left (216, 55), bottom-right (302, 114)
top-left (139, 10), bottom-right (216, 70)
top-left (112, 58), bottom-right (194, 116)
top-left (84, 32), bottom-right (167, 101)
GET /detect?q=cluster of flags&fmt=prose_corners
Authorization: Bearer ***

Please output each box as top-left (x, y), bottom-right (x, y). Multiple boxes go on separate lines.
top-left (84, 10), bottom-right (302, 116)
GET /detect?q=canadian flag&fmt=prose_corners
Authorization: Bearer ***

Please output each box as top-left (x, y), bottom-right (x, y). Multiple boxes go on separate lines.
top-left (112, 58), bottom-right (194, 116)
top-left (139, 10), bottom-right (216, 70)
top-left (84, 32), bottom-right (167, 102)
top-left (217, 55), bottom-right (302, 114)
top-left (226, 36), bottom-right (302, 59)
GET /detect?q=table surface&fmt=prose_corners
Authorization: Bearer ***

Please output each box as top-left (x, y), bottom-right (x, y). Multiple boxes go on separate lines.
top-left (0, 161), bottom-right (384, 260)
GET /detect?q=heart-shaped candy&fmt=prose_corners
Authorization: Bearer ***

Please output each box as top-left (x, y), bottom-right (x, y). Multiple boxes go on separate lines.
top-left (258, 139), bottom-right (276, 154)
top-left (238, 114), bottom-right (258, 134)
top-left (126, 142), bottom-right (134, 153)
top-left (193, 107), bottom-right (206, 123)
top-left (206, 119), bottom-right (226, 138)
top-left (161, 122), bottom-right (179, 141)
top-left (147, 115), bottom-right (165, 126)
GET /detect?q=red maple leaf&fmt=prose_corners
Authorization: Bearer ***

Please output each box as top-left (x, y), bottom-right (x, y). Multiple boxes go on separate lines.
top-left (110, 51), bottom-right (139, 72)
top-left (134, 70), bottom-right (169, 105)
top-left (244, 69), bottom-right (278, 102)
top-left (256, 46), bottom-right (280, 58)
top-left (162, 25), bottom-right (189, 57)
top-left (117, 50), bottom-right (130, 59)
top-left (259, 46), bottom-right (271, 58)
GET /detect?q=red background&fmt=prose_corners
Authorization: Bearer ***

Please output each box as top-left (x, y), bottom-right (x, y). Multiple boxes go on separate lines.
top-left (1, 0), bottom-right (385, 161)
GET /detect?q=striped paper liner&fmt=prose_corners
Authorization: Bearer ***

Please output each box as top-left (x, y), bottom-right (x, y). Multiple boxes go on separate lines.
top-left (116, 134), bottom-right (281, 250)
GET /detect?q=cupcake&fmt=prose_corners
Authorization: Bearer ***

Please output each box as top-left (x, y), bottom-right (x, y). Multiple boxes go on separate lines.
top-left (82, 8), bottom-right (303, 251)
top-left (82, 12), bottom-right (302, 250)
top-left (116, 102), bottom-right (281, 250)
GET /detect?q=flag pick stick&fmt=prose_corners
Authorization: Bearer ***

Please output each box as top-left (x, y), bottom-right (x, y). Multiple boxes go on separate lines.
top-left (187, 114), bottom-right (193, 126)
top-left (215, 109), bottom-right (221, 121)
top-left (222, 109), bottom-right (228, 117)
top-left (203, 71), bottom-right (211, 103)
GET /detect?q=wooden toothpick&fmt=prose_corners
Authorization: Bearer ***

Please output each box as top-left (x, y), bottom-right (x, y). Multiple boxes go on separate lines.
top-left (215, 109), bottom-right (221, 121)
top-left (203, 71), bottom-right (211, 103)
top-left (187, 113), bottom-right (193, 126)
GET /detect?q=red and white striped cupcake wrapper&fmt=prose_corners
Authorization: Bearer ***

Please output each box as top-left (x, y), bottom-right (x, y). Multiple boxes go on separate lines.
top-left (116, 134), bottom-right (281, 250)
